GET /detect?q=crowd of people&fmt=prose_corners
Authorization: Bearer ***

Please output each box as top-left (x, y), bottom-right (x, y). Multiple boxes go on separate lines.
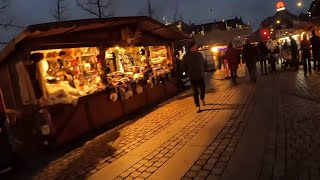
top-left (181, 30), bottom-right (320, 112)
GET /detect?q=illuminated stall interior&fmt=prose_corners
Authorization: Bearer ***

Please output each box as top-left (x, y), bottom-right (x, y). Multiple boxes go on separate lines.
top-left (32, 45), bottom-right (172, 106)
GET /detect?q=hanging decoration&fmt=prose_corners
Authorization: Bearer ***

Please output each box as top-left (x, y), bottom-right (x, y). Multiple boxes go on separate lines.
top-left (121, 27), bottom-right (142, 47)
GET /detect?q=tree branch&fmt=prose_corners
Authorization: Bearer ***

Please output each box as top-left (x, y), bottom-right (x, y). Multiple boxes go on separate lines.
top-left (77, 0), bottom-right (112, 18)
top-left (0, 23), bottom-right (25, 29)
top-left (0, 0), bottom-right (7, 9)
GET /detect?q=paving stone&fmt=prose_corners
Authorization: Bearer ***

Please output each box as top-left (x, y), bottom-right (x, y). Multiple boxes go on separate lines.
top-left (185, 171), bottom-right (198, 178)
top-left (150, 157), bottom-right (160, 163)
top-left (190, 165), bottom-right (202, 171)
top-left (144, 162), bottom-right (154, 167)
top-left (126, 167), bottom-right (137, 173)
top-left (131, 163), bottom-right (143, 169)
top-left (137, 166), bottom-right (148, 172)
top-left (153, 162), bottom-right (164, 168)
top-left (206, 174), bottom-right (219, 180)
top-left (203, 164), bottom-right (215, 171)
top-left (198, 170), bottom-right (210, 178)
top-left (196, 159), bottom-right (207, 166)
top-left (207, 158), bottom-right (218, 165)
top-left (119, 171), bottom-right (131, 178)
top-left (130, 171), bottom-right (141, 178)
top-left (146, 167), bottom-right (157, 173)
top-left (211, 167), bottom-right (223, 175)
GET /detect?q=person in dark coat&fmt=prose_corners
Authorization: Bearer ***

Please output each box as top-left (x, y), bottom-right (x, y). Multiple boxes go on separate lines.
top-left (225, 43), bottom-right (238, 84)
top-left (257, 41), bottom-right (269, 75)
top-left (290, 36), bottom-right (299, 70)
top-left (182, 42), bottom-right (206, 112)
top-left (300, 34), bottom-right (312, 75)
top-left (242, 39), bottom-right (258, 82)
top-left (310, 30), bottom-right (320, 71)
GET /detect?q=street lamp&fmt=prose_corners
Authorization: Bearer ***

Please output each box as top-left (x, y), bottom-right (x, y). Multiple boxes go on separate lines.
top-left (297, 2), bottom-right (302, 7)
top-left (276, 20), bottom-right (281, 24)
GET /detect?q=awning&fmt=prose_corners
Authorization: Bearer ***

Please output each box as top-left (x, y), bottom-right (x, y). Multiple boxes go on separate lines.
top-left (0, 16), bottom-right (191, 64)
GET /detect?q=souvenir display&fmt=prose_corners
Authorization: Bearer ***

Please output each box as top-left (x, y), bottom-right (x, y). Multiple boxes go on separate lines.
top-left (32, 45), bottom-right (173, 106)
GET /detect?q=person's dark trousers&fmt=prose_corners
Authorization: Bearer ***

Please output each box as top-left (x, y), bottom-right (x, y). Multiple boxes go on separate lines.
top-left (230, 69), bottom-right (237, 83)
top-left (303, 52), bottom-right (312, 74)
top-left (313, 54), bottom-right (320, 71)
top-left (247, 63), bottom-right (257, 82)
top-left (260, 56), bottom-right (267, 74)
top-left (292, 53), bottom-right (299, 70)
top-left (190, 78), bottom-right (206, 107)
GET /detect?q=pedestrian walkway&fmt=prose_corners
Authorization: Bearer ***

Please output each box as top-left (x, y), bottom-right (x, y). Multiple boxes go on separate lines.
top-left (5, 67), bottom-right (320, 180)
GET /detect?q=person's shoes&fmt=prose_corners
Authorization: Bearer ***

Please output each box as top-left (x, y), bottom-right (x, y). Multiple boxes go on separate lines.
top-left (201, 100), bottom-right (206, 106)
top-left (197, 106), bottom-right (201, 113)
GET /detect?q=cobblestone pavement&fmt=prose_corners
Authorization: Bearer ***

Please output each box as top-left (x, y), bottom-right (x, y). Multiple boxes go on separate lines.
top-left (7, 66), bottom-right (320, 180)
top-left (260, 71), bottom-right (320, 180)
top-left (31, 71), bottom-right (229, 180)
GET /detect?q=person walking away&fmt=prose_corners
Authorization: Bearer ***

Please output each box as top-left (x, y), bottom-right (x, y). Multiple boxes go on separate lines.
top-left (243, 40), bottom-right (258, 82)
top-left (310, 30), bottom-right (320, 71)
top-left (266, 39), bottom-right (276, 73)
top-left (290, 36), bottom-right (299, 70)
top-left (217, 50), bottom-right (224, 70)
top-left (225, 43), bottom-right (238, 84)
top-left (257, 41), bottom-right (268, 75)
top-left (182, 42), bottom-right (206, 112)
top-left (300, 34), bottom-right (312, 75)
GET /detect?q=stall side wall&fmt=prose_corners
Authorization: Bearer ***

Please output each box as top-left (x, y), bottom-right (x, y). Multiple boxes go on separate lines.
top-left (0, 64), bottom-right (16, 109)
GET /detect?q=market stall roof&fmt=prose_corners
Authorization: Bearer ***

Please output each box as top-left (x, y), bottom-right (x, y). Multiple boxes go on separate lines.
top-left (0, 16), bottom-right (191, 64)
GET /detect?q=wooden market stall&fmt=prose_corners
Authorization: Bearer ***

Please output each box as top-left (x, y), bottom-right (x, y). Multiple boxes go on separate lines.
top-left (0, 16), bottom-right (190, 146)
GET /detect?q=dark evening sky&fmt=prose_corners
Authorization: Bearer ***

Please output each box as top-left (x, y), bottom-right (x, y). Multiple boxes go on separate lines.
top-left (0, 0), bottom-right (313, 44)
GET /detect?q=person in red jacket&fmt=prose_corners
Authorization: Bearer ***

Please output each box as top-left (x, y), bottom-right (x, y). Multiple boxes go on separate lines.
top-left (225, 43), bottom-right (239, 84)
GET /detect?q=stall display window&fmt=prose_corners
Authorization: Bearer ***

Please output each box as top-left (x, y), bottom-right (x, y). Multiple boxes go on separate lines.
top-left (104, 47), bottom-right (145, 87)
top-left (31, 47), bottom-right (105, 106)
top-left (149, 46), bottom-right (172, 76)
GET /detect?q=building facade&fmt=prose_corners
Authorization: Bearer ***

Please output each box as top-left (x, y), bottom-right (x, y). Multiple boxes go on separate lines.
top-left (191, 17), bottom-right (252, 48)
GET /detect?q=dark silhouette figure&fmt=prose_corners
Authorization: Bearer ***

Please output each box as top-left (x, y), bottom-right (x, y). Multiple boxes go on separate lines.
top-left (225, 43), bottom-right (239, 84)
top-left (300, 34), bottom-right (312, 75)
top-left (257, 41), bottom-right (269, 75)
top-left (243, 40), bottom-right (258, 83)
top-left (182, 42), bottom-right (206, 112)
top-left (310, 30), bottom-right (320, 71)
top-left (290, 36), bottom-right (299, 71)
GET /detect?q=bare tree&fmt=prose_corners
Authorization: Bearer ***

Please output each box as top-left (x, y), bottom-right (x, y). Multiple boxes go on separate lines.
top-left (0, 0), bottom-right (7, 9)
top-left (147, 0), bottom-right (154, 18)
top-left (76, 0), bottom-right (113, 18)
top-left (173, 4), bottom-right (179, 21)
top-left (0, 0), bottom-right (25, 45)
top-left (0, 0), bottom-right (24, 29)
top-left (52, 0), bottom-right (68, 21)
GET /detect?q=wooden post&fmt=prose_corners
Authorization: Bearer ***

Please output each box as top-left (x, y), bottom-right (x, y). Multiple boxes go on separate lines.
top-left (98, 45), bottom-right (106, 70)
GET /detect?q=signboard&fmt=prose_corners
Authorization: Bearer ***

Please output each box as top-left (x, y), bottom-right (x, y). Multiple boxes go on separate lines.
top-left (276, 1), bottom-right (285, 11)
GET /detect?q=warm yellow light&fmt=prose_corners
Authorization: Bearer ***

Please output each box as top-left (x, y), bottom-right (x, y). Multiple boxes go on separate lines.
top-left (211, 47), bottom-right (219, 53)
top-left (115, 46), bottom-right (120, 50)
top-left (297, 2), bottom-right (302, 7)
top-left (271, 29), bottom-right (274, 31)
top-left (276, 20), bottom-right (281, 24)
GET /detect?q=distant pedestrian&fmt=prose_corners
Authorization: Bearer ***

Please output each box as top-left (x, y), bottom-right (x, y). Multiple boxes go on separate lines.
top-left (182, 42), bottom-right (206, 112)
top-left (257, 41), bottom-right (269, 75)
top-left (217, 50), bottom-right (225, 70)
top-left (310, 30), bottom-right (320, 71)
top-left (242, 39), bottom-right (258, 83)
top-left (266, 39), bottom-right (276, 73)
top-left (225, 43), bottom-right (238, 84)
top-left (290, 36), bottom-right (299, 70)
top-left (300, 34), bottom-right (312, 75)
